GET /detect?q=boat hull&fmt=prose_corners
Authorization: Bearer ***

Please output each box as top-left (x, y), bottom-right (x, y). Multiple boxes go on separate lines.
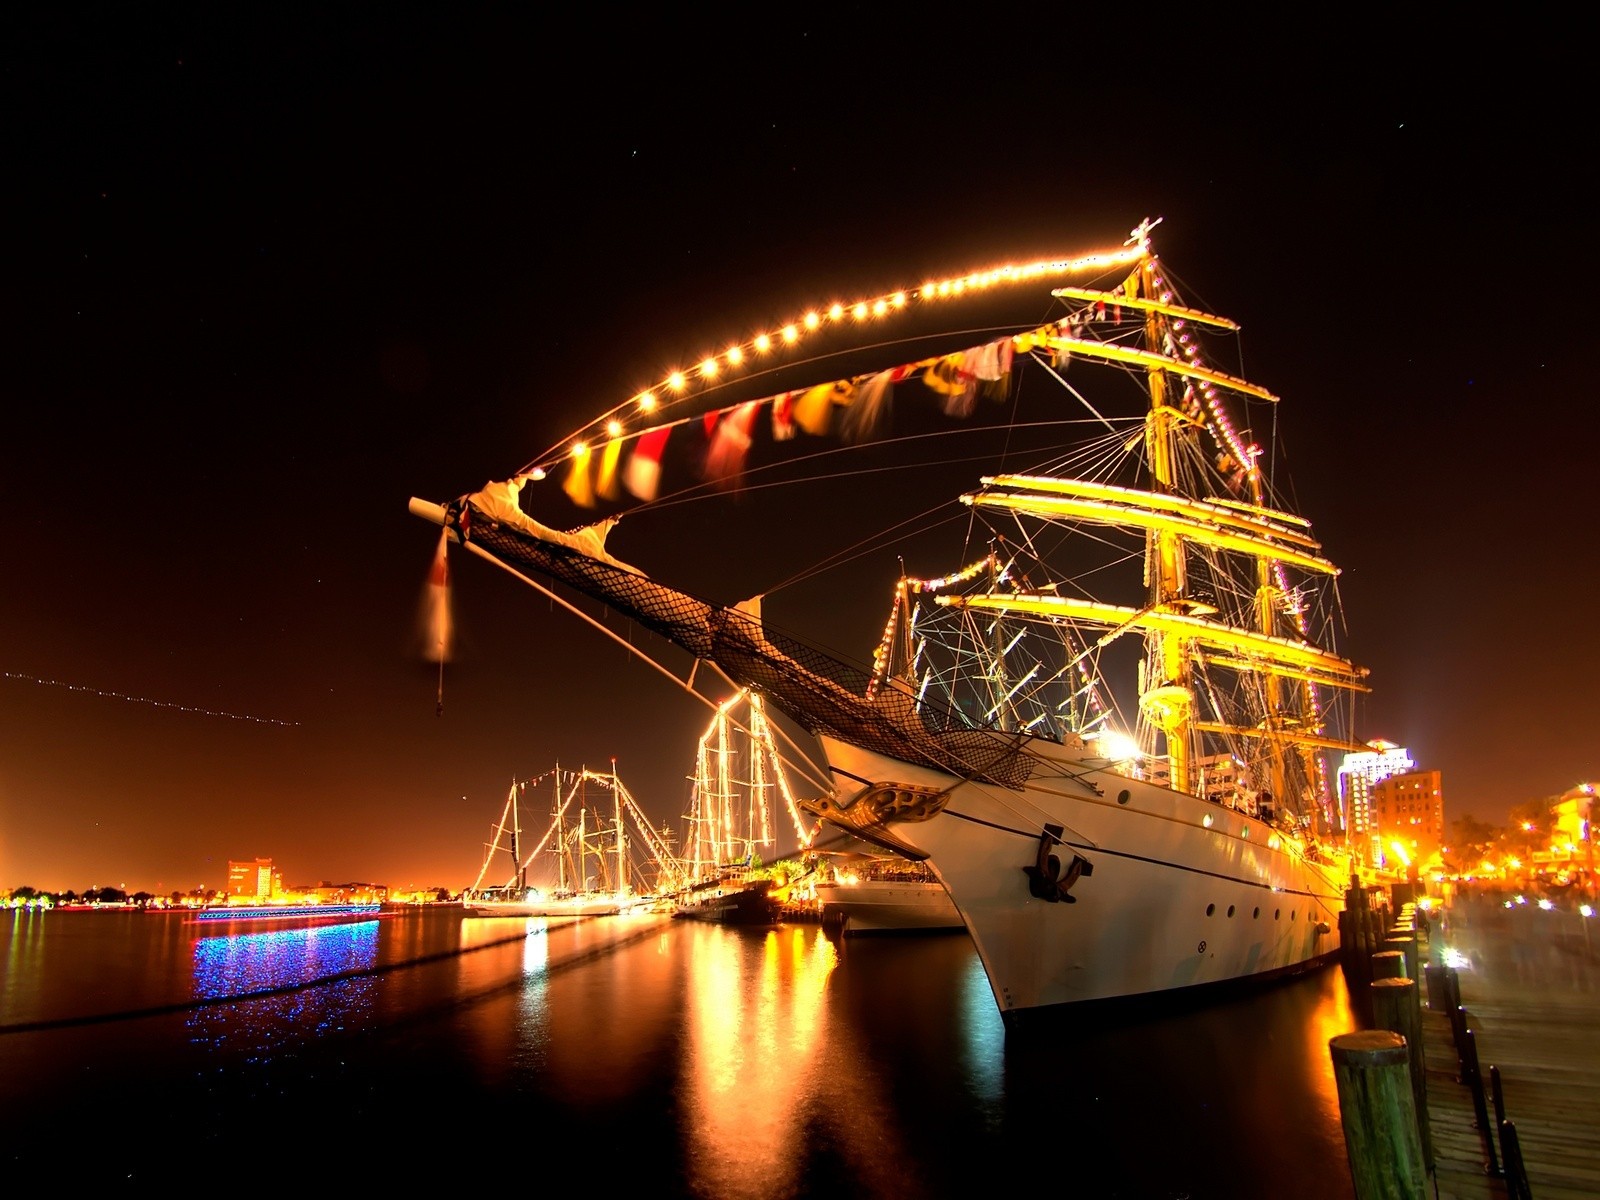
top-left (673, 880), bottom-right (783, 926)
top-left (462, 894), bottom-right (629, 918)
top-left (188, 902), bottom-right (386, 926)
top-left (816, 734), bottom-right (1352, 1017)
top-left (814, 879), bottom-right (964, 935)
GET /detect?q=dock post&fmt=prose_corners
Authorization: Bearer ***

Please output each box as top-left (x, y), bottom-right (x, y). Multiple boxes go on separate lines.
top-left (1371, 949), bottom-right (1406, 981)
top-left (1329, 1030), bottom-right (1429, 1200)
top-left (1385, 933), bottom-right (1419, 983)
top-left (1422, 962), bottom-right (1449, 1010)
top-left (1371, 977), bottom-right (1432, 1168)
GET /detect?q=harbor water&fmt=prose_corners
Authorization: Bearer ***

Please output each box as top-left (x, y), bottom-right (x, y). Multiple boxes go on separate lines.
top-left (2, 907), bottom-right (1362, 1196)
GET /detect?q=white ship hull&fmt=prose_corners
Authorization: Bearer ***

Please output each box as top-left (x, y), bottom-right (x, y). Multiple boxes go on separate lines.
top-left (818, 733), bottom-right (1352, 1017)
top-left (463, 892), bottom-right (631, 918)
top-left (813, 878), bottom-right (964, 935)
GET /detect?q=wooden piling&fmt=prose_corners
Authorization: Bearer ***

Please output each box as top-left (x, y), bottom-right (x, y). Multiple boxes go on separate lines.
top-left (1330, 1030), bottom-right (1429, 1200)
top-left (1372, 949), bottom-right (1406, 981)
top-left (1422, 962), bottom-right (1448, 1011)
top-left (1371, 977), bottom-right (1432, 1168)
top-left (1385, 932), bottom-right (1419, 983)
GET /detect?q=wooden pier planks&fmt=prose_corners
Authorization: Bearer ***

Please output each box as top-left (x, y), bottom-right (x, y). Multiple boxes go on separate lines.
top-left (1417, 895), bottom-right (1599, 1200)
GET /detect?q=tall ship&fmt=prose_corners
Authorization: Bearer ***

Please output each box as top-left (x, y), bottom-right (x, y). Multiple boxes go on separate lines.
top-left (671, 688), bottom-right (817, 926)
top-left (412, 220), bottom-right (1388, 1023)
top-left (462, 762), bottom-right (688, 918)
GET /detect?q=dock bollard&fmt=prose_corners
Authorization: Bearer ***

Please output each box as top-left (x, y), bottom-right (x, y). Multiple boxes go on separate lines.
top-left (1371, 949), bottom-right (1406, 981)
top-left (1385, 933), bottom-right (1419, 982)
top-left (1423, 963), bottom-right (1448, 1010)
top-left (1371, 977), bottom-right (1432, 1169)
top-left (1329, 1030), bottom-right (1430, 1200)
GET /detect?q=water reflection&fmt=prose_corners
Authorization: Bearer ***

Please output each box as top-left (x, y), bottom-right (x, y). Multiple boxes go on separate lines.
top-left (683, 926), bottom-right (836, 1198)
top-left (187, 920), bottom-right (381, 1054)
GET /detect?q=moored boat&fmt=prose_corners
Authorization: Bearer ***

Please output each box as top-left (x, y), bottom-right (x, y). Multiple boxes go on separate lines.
top-left (812, 856), bottom-right (963, 936)
top-left (462, 887), bottom-right (630, 918)
top-left (461, 762), bottom-right (684, 919)
top-left (671, 873), bottom-right (784, 926)
top-left (411, 219), bottom-right (1393, 1024)
top-left (188, 901), bottom-right (385, 925)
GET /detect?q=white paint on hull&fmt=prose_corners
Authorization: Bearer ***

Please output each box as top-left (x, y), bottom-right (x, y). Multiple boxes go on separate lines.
top-left (819, 734), bottom-right (1351, 1015)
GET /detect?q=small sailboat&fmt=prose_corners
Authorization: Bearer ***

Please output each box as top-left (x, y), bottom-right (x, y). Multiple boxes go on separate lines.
top-left (415, 219), bottom-right (1392, 1021)
top-left (463, 762), bottom-right (686, 917)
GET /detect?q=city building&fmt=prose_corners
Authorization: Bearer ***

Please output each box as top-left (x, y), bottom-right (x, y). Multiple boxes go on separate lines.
top-left (1371, 769), bottom-right (1444, 871)
top-left (1338, 739), bottom-right (1415, 840)
top-left (1537, 783), bottom-right (1596, 884)
top-left (225, 857), bottom-right (280, 900)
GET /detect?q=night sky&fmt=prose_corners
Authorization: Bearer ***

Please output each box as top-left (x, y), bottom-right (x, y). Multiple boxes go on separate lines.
top-left (5, 11), bottom-right (1594, 894)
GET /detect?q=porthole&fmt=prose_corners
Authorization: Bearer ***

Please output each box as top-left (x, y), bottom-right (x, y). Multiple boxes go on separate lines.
top-left (1275, 909), bottom-right (1281, 920)
top-left (1205, 903), bottom-right (1215, 916)
top-left (1117, 789), bottom-right (1131, 805)
top-left (1227, 905), bottom-right (1236, 918)
top-left (1291, 911), bottom-right (1297, 920)
top-left (1253, 907), bottom-right (1260, 919)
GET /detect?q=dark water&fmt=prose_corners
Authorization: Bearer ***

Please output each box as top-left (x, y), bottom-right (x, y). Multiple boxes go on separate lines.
top-left (0, 908), bottom-right (1362, 1196)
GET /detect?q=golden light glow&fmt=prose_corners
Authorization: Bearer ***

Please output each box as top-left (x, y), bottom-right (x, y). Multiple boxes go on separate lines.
top-left (525, 239), bottom-right (1146, 475)
top-left (606, 419), bottom-right (622, 437)
top-left (570, 441), bottom-right (588, 457)
top-left (636, 392), bottom-right (657, 412)
top-left (1094, 729), bottom-right (1142, 762)
top-left (1388, 841), bottom-right (1411, 867)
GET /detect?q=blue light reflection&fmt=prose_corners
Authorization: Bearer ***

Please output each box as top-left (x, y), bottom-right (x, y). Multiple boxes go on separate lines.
top-left (187, 921), bottom-right (381, 1058)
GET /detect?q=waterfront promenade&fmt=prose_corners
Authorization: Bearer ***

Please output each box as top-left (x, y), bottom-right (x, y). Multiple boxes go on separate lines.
top-left (1416, 890), bottom-right (1597, 1200)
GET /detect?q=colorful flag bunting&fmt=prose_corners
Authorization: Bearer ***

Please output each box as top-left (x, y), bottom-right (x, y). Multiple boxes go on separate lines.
top-left (563, 443), bottom-right (595, 508)
top-left (624, 426), bottom-right (671, 501)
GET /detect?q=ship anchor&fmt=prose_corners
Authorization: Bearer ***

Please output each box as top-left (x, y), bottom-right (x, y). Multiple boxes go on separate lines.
top-left (1023, 824), bottom-right (1093, 903)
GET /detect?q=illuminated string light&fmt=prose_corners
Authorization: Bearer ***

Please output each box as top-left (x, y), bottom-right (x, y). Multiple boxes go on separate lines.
top-left (526, 243), bottom-right (1144, 474)
top-left (1, 672), bottom-right (300, 726)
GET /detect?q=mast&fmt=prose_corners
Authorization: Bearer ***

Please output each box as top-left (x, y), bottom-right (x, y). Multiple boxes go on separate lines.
top-left (582, 800), bottom-right (595, 896)
top-left (1135, 245), bottom-right (1197, 795)
top-left (612, 758), bottom-right (628, 897)
top-left (555, 766), bottom-right (569, 893)
top-left (510, 781), bottom-right (524, 891)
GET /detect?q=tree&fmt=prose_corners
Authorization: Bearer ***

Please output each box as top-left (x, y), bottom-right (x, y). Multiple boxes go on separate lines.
top-left (1443, 814), bottom-right (1499, 875)
top-left (1505, 796), bottom-right (1557, 858)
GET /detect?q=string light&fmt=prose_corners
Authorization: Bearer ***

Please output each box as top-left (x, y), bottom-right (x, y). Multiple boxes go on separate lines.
top-left (528, 243), bottom-right (1144, 474)
top-left (2, 671), bottom-right (299, 726)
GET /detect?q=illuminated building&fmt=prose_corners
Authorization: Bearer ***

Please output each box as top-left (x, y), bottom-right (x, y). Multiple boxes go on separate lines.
top-left (1338, 739), bottom-right (1414, 838)
top-left (1371, 769), bottom-right (1444, 869)
top-left (225, 857), bottom-right (280, 899)
top-left (1545, 783), bottom-right (1596, 880)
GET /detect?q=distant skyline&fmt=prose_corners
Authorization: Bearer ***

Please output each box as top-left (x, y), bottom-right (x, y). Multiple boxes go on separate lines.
top-left (5, 13), bottom-right (1594, 893)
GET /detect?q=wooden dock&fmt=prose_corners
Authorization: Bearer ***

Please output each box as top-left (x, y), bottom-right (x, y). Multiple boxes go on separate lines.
top-left (1409, 891), bottom-right (1598, 1200)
